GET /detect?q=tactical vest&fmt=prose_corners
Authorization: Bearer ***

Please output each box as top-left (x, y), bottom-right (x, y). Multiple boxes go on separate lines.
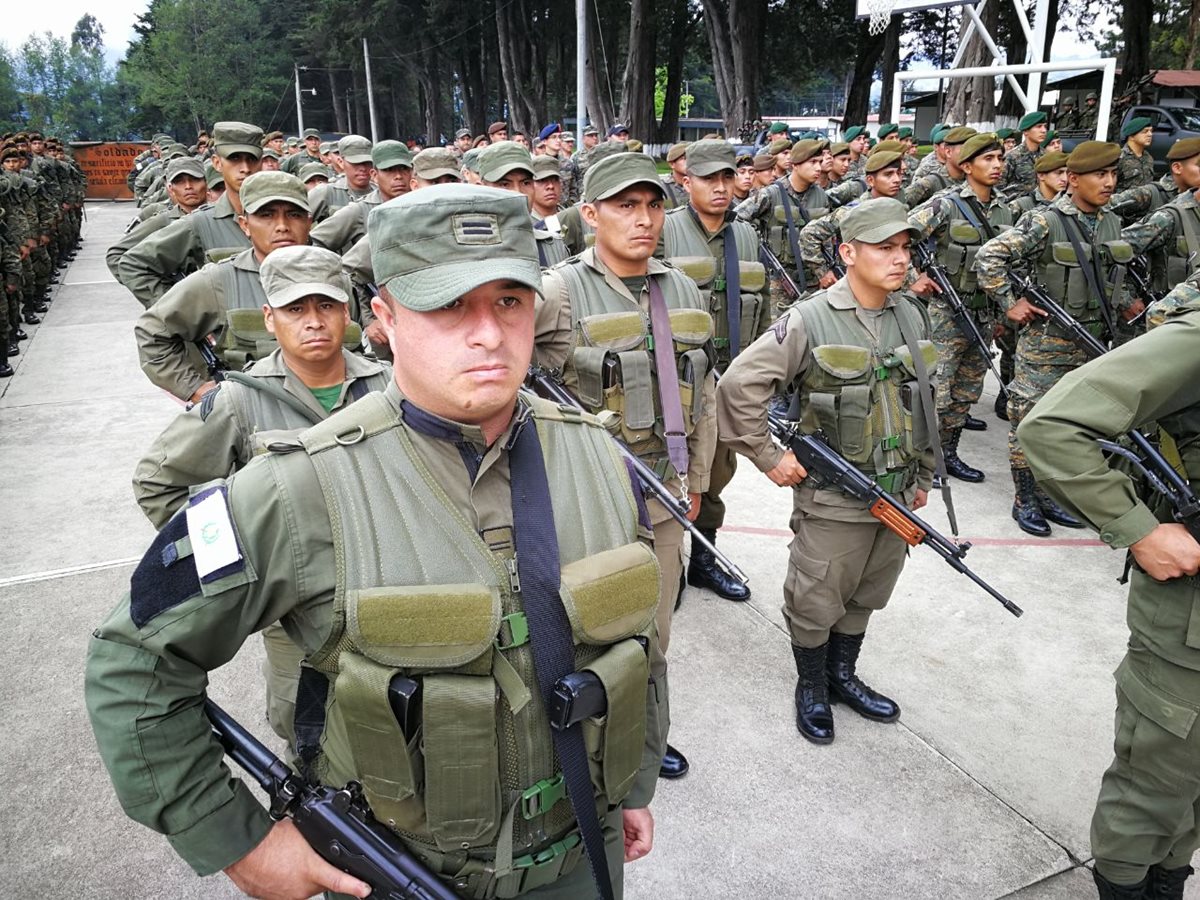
top-left (769, 181), bottom-right (829, 266)
top-left (300, 394), bottom-right (659, 896)
top-left (1158, 200), bottom-right (1200, 290)
top-left (795, 293), bottom-right (937, 489)
top-left (934, 192), bottom-right (1014, 307)
top-left (662, 210), bottom-right (768, 362)
top-left (188, 202), bottom-right (250, 262)
top-left (1035, 206), bottom-right (1124, 339)
top-left (556, 258), bottom-right (715, 471)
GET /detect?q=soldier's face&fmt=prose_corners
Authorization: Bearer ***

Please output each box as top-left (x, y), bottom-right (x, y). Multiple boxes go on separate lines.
top-left (238, 201), bottom-right (312, 258)
top-left (167, 175), bottom-right (207, 210)
top-left (832, 154), bottom-right (851, 177)
top-left (851, 136), bottom-right (868, 154)
top-left (414, 174), bottom-right (462, 188)
top-left (374, 279), bottom-right (535, 439)
top-left (513, 134), bottom-right (529, 148)
top-left (264, 295), bottom-right (349, 365)
top-left (584, 134), bottom-right (598, 148)
top-left (2, 158), bottom-right (19, 171)
top-left (485, 171), bottom-right (535, 208)
top-left (260, 156), bottom-right (281, 171)
top-left (30, 140), bottom-right (43, 154)
top-left (305, 137), bottom-right (321, 154)
top-left (754, 167), bottom-right (775, 187)
top-left (344, 160), bottom-right (374, 190)
top-left (533, 176), bottom-right (561, 212)
top-left (268, 138), bottom-right (285, 152)
top-left (583, 186), bottom-right (665, 269)
top-left (305, 177), bottom-right (328, 191)
top-left (964, 149), bottom-right (1004, 186)
top-left (841, 234), bottom-right (912, 293)
top-left (1039, 167), bottom-right (1068, 196)
top-left (491, 130), bottom-right (508, 142)
top-left (1069, 167), bottom-right (1117, 210)
top-left (457, 136), bottom-right (472, 151)
top-left (1134, 127), bottom-right (1153, 148)
top-left (377, 165), bottom-right (413, 200)
top-left (670, 157), bottom-right (688, 178)
top-left (793, 155), bottom-right (822, 185)
top-left (684, 169), bottom-right (734, 217)
top-left (735, 165), bottom-right (754, 193)
top-left (1026, 124), bottom-right (1047, 145)
top-left (866, 165), bottom-right (902, 198)
top-left (215, 152), bottom-right (261, 192)
top-left (544, 134), bottom-right (562, 153)
top-left (1172, 156), bottom-right (1200, 191)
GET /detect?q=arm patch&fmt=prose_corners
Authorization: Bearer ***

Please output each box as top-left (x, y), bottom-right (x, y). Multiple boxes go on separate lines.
top-left (129, 511), bottom-right (201, 628)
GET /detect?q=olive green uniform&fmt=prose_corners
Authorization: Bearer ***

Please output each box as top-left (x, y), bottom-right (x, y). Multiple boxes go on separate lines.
top-left (734, 176), bottom-right (830, 310)
top-left (309, 187), bottom-right (383, 254)
top-left (105, 206), bottom-right (184, 284)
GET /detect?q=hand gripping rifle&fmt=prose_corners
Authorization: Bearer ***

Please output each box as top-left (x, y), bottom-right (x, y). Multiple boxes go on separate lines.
top-left (759, 244), bottom-right (803, 304)
top-left (528, 366), bottom-right (749, 588)
top-left (205, 699), bottom-right (459, 900)
top-left (766, 413), bottom-right (1023, 618)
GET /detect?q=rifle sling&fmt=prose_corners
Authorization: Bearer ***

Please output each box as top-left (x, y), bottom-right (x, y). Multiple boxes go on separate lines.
top-left (778, 182), bottom-right (809, 293)
top-left (1051, 208), bottom-right (1117, 337)
top-left (947, 193), bottom-right (997, 241)
top-left (223, 371), bottom-right (327, 426)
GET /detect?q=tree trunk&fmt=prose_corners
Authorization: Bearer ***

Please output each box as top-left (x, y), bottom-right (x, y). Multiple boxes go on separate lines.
top-left (352, 66), bottom-right (367, 136)
top-left (945, 0), bottom-right (999, 126)
top-left (584, 9), bottom-right (616, 131)
top-left (329, 70), bottom-right (348, 134)
top-left (619, 0), bottom-right (656, 139)
top-left (843, 20), bottom-right (887, 126)
top-left (1117, 0), bottom-right (1153, 94)
top-left (1187, 0), bottom-right (1200, 69)
top-left (656, 0), bottom-right (694, 143)
top-left (701, 0), bottom-right (767, 134)
top-left (877, 17), bottom-right (902, 124)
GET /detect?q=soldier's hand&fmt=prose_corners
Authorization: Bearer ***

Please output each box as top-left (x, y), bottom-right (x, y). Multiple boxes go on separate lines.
top-left (1130, 523), bottom-right (1200, 581)
top-left (1006, 298), bottom-right (1048, 326)
top-left (622, 806), bottom-right (654, 862)
top-left (189, 380), bottom-right (218, 404)
top-left (818, 270), bottom-right (838, 289)
top-left (909, 274), bottom-right (940, 297)
top-left (1122, 299), bottom-right (1146, 323)
top-left (912, 488), bottom-right (928, 510)
top-left (766, 451), bottom-right (807, 487)
top-left (224, 819), bottom-right (371, 899)
top-left (685, 492), bottom-right (701, 522)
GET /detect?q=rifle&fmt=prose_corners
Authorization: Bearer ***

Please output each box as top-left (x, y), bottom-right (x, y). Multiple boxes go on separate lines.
top-left (912, 237), bottom-right (1005, 386)
top-left (195, 335), bottom-right (226, 382)
top-left (819, 241), bottom-right (846, 280)
top-left (759, 244), bottom-right (802, 303)
top-left (205, 699), bottom-right (459, 900)
top-left (767, 414), bottom-right (1023, 618)
top-left (1126, 254), bottom-right (1162, 317)
top-left (528, 366), bottom-right (749, 588)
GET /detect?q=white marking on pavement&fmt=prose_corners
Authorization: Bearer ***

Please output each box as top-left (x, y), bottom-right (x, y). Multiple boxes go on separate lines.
top-left (61, 280), bottom-right (117, 286)
top-left (0, 556), bottom-right (141, 588)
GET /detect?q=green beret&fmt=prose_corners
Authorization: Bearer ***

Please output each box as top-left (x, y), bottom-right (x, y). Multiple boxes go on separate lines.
top-left (995, 128), bottom-right (1015, 140)
top-left (1034, 151), bottom-right (1069, 174)
top-left (959, 133), bottom-right (1002, 164)
top-left (1167, 137), bottom-right (1200, 161)
top-left (865, 151), bottom-right (903, 174)
top-left (1066, 141), bottom-right (1120, 174)
top-left (768, 138), bottom-right (791, 156)
top-left (1121, 117), bottom-right (1152, 140)
top-left (790, 139), bottom-right (823, 165)
top-left (843, 125), bottom-right (866, 142)
top-left (666, 142), bottom-right (688, 163)
top-left (897, 127), bottom-right (913, 139)
top-left (1039, 130), bottom-right (1058, 150)
top-left (1018, 111), bottom-right (1048, 131)
top-left (829, 141), bottom-right (850, 157)
top-left (930, 125), bottom-right (951, 143)
top-left (943, 126), bottom-right (977, 146)
top-left (768, 121), bottom-right (789, 135)
top-left (869, 140), bottom-right (905, 156)
top-left (877, 123), bottom-right (898, 139)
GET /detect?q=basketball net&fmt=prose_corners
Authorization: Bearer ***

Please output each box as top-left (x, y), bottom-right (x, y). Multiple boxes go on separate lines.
top-left (866, 0), bottom-right (894, 34)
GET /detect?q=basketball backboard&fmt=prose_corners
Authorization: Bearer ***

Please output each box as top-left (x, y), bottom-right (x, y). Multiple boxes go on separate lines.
top-left (854, 0), bottom-right (970, 18)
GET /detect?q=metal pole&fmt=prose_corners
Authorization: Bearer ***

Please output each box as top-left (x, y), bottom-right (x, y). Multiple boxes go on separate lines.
top-left (575, 0), bottom-right (587, 145)
top-left (294, 63), bottom-right (305, 134)
top-left (1025, 0), bottom-right (1051, 113)
top-left (1096, 57), bottom-right (1116, 140)
top-left (363, 38), bottom-right (379, 143)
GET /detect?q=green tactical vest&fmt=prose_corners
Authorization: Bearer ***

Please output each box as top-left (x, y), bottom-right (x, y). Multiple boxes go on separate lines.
top-left (556, 257), bottom-right (716, 471)
top-left (795, 291), bottom-right (937, 486)
top-left (662, 210), bottom-right (768, 363)
top-left (187, 200), bottom-right (250, 262)
top-left (1034, 205), bottom-right (1124, 340)
top-left (934, 192), bottom-right (1014, 307)
top-left (768, 181), bottom-right (829, 266)
top-left (299, 393), bottom-right (659, 897)
top-left (1157, 199), bottom-right (1200, 291)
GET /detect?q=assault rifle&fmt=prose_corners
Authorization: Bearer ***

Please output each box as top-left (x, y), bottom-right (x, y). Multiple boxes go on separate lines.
top-left (767, 414), bottom-right (1023, 618)
top-left (195, 336), bottom-right (226, 383)
top-left (759, 244), bottom-right (803, 303)
top-left (1126, 254), bottom-right (1163, 315)
top-left (819, 241), bottom-right (846, 281)
top-left (205, 699), bottom-right (459, 900)
top-left (528, 366), bottom-right (749, 588)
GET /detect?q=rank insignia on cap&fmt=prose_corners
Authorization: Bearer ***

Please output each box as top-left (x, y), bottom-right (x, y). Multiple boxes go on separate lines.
top-left (453, 214), bottom-right (502, 245)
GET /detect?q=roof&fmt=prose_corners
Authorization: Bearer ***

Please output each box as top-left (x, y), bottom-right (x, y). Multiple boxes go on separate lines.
top-left (1048, 68), bottom-right (1200, 89)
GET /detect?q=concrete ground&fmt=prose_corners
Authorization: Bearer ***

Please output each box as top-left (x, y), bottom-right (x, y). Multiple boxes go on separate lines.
top-left (1, 202), bottom-right (1193, 899)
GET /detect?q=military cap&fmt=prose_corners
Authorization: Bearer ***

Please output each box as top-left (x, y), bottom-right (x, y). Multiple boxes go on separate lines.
top-left (995, 127), bottom-right (1015, 140)
top-left (531, 155), bottom-right (562, 180)
top-left (162, 143), bottom-right (190, 161)
top-left (687, 140), bottom-right (736, 176)
top-left (588, 141), bottom-right (627, 166)
top-left (562, 132), bottom-right (575, 143)
top-left (1018, 111), bottom-right (1048, 132)
top-left (262, 148), bottom-right (281, 161)
top-left (1121, 116), bottom-right (1153, 140)
top-left (462, 147), bottom-right (483, 173)
top-left (897, 127), bottom-right (913, 140)
top-left (302, 128), bottom-right (321, 139)
top-left (455, 128), bottom-right (472, 140)
top-left (843, 125), bottom-right (866, 142)
top-left (1086, 91), bottom-right (1098, 101)
top-left (286, 137), bottom-right (301, 148)
top-left (1034, 151), bottom-right (1069, 174)
top-left (959, 132), bottom-right (1002, 163)
top-left (842, 197), bottom-right (921, 245)
top-left (1061, 98), bottom-right (1075, 107)
top-left (239, 171), bottom-right (310, 214)
top-left (319, 141), bottom-right (333, 155)
top-left (790, 139), bottom-right (824, 165)
top-left (768, 138), bottom-right (791, 156)
top-left (584, 152), bottom-right (665, 203)
top-left (299, 162), bottom-right (332, 183)
top-left (814, 138), bottom-right (830, 152)
top-left (769, 121), bottom-right (789, 135)
top-left (829, 141), bottom-right (850, 157)
top-left (372, 140), bottom-right (413, 170)
top-left (370, 185), bottom-right (541, 312)
top-left (479, 141), bottom-right (534, 182)
top-left (166, 157), bottom-right (206, 182)
top-left (583, 125), bottom-right (599, 137)
top-left (870, 140), bottom-right (905, 156)
top-left (0, 147), bottom-right (20, 163)
top-left (608, 123), bottom-right (630, 137)
top-left (487, 121), bottom-right (508, 136)
top-left (735, 153), bottom-right (754, 167)
top-left (412, 147), bottom-right (462, 181)
top-left (261, 130), bottom-right (284, 145)
top-left (625, 139), bottom-right (644, 153)
top-left (153, 133), bottom-right (174, 146)
top-left (204, 161), bottom-right (223, 189)
top-left (538, 123), bottom-right (562, 141)
top-left (666, 142), bottom-right (688, 163)
top-left (27, 131), bottom-right (44, 141)
top-left (1039, 130), bottom-right (1059, 150)
top-left (752, 153), bottom-right (776, 172)
top-left (212, 122), bottom-right (264, 159)
top-left (1066, 141), bottom-right (1120, 174)
top-left (877, 123), bottom-right (898, 139)
top-left (1167, 137), bottom-right (1200, 161)
top-left (943, 126), bottom-right (977, 146)
top-left (259, 245), bottom-right (349, 308)
top-left (865, 151), bottom-right (903, 174)
top-left (337, 135), bottom-right (373, 164)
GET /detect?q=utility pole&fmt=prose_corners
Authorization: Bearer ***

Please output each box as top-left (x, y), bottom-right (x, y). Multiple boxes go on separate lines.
top-left (363, 39), bottom-right (379, 142)
top-left (294, 63), bottom-right (305, 134)
top-left (575, 0), bottom-right (587, 145)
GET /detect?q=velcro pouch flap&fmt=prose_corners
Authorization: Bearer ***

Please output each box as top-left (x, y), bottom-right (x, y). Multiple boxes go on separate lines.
top-left (893, 340), bottom-right (939, 379)
top-left (738, 260), bottom-right (767, 292)
top-left (1114, 655), bottom-right (1199, 740)
top-left (205, 247), bottom-right (243, 264)
top-left (579, 311), bottom-right (647, 353)
top-left (948, 222), bottom-right (981, 245)
top-left (583, 639), bottom-right (649, 803)
top-left (1178, 236), bottom-right (1191, 257)
top-left (667, 307), bottom-right (715, 347)
top-left (774, 205), bottom-right (788, 225)
top-left (348, 584), bottom-right (501, 669)
top-left (1051, 241), bottom-right (1084, 267)
top-left (668, 256), bottom-right (716, 285)
top-left (226, 308), bottom-right (271, 344)
top-left (560, 542), bottom-right (659, 644)
top-left (810, 344), bottom-right (871, 381)
top-left (1102, 240), bottom-right (1135, 265)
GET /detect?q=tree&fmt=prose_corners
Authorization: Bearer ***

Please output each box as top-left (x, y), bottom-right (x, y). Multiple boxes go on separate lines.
top-left (843, 20), bottom-right (888, 125)
top-left (701, 0), bottom-right (768, 133)
top-left (944, 0), bottom-right (1000, 125)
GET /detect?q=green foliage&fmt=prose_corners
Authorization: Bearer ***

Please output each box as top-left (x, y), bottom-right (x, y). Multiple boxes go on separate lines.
top-left (654, 66), bottom-right (695, 119)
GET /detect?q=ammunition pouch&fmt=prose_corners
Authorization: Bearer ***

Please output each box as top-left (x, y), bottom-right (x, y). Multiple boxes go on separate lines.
top-left (217, 308), bottom-right (362, 369)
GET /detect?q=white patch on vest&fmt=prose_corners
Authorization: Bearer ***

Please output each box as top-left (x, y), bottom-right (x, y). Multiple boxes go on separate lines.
top-left (453, 213), bottom-right (502, 245)
top-left (186, 492), bottom-right (243, 579)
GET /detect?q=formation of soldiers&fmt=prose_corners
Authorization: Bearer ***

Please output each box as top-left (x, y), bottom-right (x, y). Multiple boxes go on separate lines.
top-left (0, 131), bottom-right (86, 376)
top-left (84, 108), bottom-right (1200, 900)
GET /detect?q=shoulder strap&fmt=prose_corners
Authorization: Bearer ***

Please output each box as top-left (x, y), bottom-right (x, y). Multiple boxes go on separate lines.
top-left (775, 183), bottom-right (808, 292)
top-left (947, 194), bottom-right (996, 240)
top-left (1049, 207), bottom-right (1116, 336)
top-left (223, 372), bottom-right (325, 425)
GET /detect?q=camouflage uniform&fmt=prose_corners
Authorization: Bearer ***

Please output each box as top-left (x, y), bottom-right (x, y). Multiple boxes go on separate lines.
top-left (904, 170), bottom-right (959, 210)
top-left (1146, 268), bottom-right (1200, 328)
top-left (800, 203), bottom-right (853, 282)
top-left (1076, 102), bottom-right (1100, 135)
top-left (1121, 188), bottom-right (1200, 294)
top-left (1116, 145), bottom-right (1156, 193)
top-left (912, 152), bottom-right (947, 181)
top-left (844, 154), bottom-right (867, 183)
top-left (734, 176), bottom-right (830, 310)
top-left (1001, 144), bottom-right (1040, 198)
top-left (826, 176), bottom-right (868, 208)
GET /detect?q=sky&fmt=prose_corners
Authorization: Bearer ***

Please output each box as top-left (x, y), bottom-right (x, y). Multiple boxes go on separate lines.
top-left (0, 0), bottom-right (150, 63)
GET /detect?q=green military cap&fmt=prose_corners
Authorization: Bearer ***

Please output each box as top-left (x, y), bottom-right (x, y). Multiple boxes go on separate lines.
top-left (959, 132), bottom-right (1002, 163)
top-left (369, 184), bottom-right (541, 312)
top-left (1039, 130), bottom-right (1058, 149)
top-left (531, 155), bottom-right (562, 180)
top-left (943, 126), bottom-right (977, 146)
top-left (930, 124), bottom-right (951, 143)
top-left (588, 141), bottom-right (627, 166)
top-left (865, 151), bottom-right (903, 174)
top-left (1121, 116), bottom-right (1152, 139)
top-left (338, 135), bottom-right (373, 164)
top-left (897, 127), bottom-right (913, 140)
top-left (239, 170), bottom-right (310, 214)
top-left (768, 138), bottom-right (791, 156)
top-left (626, 139), bottom-right (644, 153)
top-left (262, 130), bottom-right (284, 145)
top-left (752, 153), bottom-right (775, 171)
top-left (829, 141), bottom-right (850, 157)
top-left (166, 157), bottom-right (206, 182)
top-left (204, 161), bottom-right (222, 189)
top-left (479, 140), bottom-right (534, 182)
top-left (162, 143), bottom-right (190, 161)
top-left (452, 127), bottom-right (470, 140)
top-left (259, 245), bottom-right (349, 308)
top-left (262, 148), bottom-right (281, 161)
top-left (687, 139), bottom-right (736, 176)
top-left (768, 121), bottom-right (789, 135)
top-left (212, 122), bottom-right (264, 159)
top-left (666, 142), bottom-right (688, 163)
top-left (413, 147), bottom-right (462, 181)
top-left (462, 147), bottom-right (483, 174)
top-left (299, 162), bottom-right (332, 183)
top-left (286, 137), bottom-right (301, 148)
top-left (869, 140), bottom-right (905, 156)
top-left (1066, 140), bottom-right (1120, 173)
top-left (153, 133), bottom-right (174, 146)
top-left (995, 127), bottom-right (1015, 140)
top-left (841, 197), bottom-right (920, 244)
top-left (790, 139), bottom-right (823, 164)
top-left (584, 152), bottom-right (665, 203)
top-left (372, 140), bottom-right (413, 170)
top-left (843, 125), bottom-right (866, 142)
top-left (583, 125), bottom-right (599, 137)
top-left (1086, 91), bottom-right (1098, 101)
top-left (1061, 98), bottom-right (1075, 107)
top-left (1018, 111), bottom-right (1048, 131)
top-left (1167, 137), bottom-right (1200, 161)
top-left (877, 123), bottom-right (898, 139)
top-left (813, 138), bottom-right (830, 153)
top-left (1034, 151), bottom-right (1069, 174)
top-left (302, 128), bottom-right (321, 139)
top-left (319, 141), bottom-right (333, 154)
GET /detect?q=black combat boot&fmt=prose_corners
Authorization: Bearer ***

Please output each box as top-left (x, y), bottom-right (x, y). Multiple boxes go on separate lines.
top-left (687, 529), bottom-right (751, 601)
top-left (994, 387), bottom-right (1010, 421)
top-left (22, 311), bottom-right (40, 325)
top-left (1092, 868), bottom-right (1149, 899)
top-left (1147, 864), bottom-right (1193, 899)
top-left (943, 427), bottom-right (986, 483)
top-left (6, 341), bottom-right (17, 357)
top-left (1034, 489), bottom-right (1085, 528)
top-left (826, 631), bottom-right (900, 722)
top-left (659, 744), bottom-right (689, 779)
top-left (791, 643), bottom-right (835, 744)
top-left (0, 361), bottom-right (12, 377)
top-left (1012, 467), bottom-right (1051, 537)
top-left (963, 414), bottom-right (988, 431)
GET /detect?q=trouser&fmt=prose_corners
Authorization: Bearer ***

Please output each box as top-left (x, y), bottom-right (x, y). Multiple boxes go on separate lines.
top-left (1092, 642), bottom-right (1200, 885)
top-left (1006, 357), bottom-right (1074, 469)
top-left (693, 442), bottom-right (737, 532)
top-left (996, 323), bottom-right (1016, 386)
top-left (262, 622), bottom-right (305, 748)
top-left (783, 491), bottom-right (909, 647)
top-left (648, 501), bottom-right (682, 761)
top-left (931, 298), bottom-right (990, 440)
top-left (30, 244), bottom-right (51, 300)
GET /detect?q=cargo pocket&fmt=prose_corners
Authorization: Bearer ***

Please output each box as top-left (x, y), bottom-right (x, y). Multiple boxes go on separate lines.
top-left (221, 308), bottom-right (276, 369)
top-left (1114, 654), bottom-right (1200, 787)
top-left (576, 312), bottom-right (655, 446)
top-left (809, 345), bottom-right (872, 462)
top-left (580, 639), bottom-right (650, 804)
top-left (670, 307), bottom-right (716, 431)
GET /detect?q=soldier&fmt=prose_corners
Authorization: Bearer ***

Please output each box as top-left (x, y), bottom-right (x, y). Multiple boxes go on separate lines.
top-left (118, 122), bottom-right (262, 307)
top-left (607, 124), bottom-right (630, 143)
top-left (411, 147), bottom-right (463, 189)
top-left (1120, 138), bottom-right (1200, 295)
top-left (487, 121), bottom-right (508, 143)
top-left (903, 128), bottom-right (976, 209)
top-left (843, 125), bottom-right (870, 182)
top-left (908, 133), bottom-right (1017, 482)
top-left (976, 142), bottom-right (1143, 537)
top-left (479, 141), bottom-right (568, 267)
top-left (1001, 111), bottom-right (1048, 199)
top-left (662, 144), bottom-right (689, 209)
top-left (912, 124), bottom-right (950, 181)
top-left (751, 153), bottom-right (776, 190)
top-left (535, 151), bottom-right (719, 781)
top-left (582, 124), bottom-right (600, 152)
top-left (530, 155), bottom-right (564, 232)
top-left (1008, 151), bottom-right (1069, 217)
top-left (451, 127), bottom-right (472, 160)
top-left (310, 141), bottom-right (412, 255)
top-left (1116, 116), bottom-right (1155, 192)
top-left (88, 184), bottom-right (662, 900)
top-left (826, 142), bottom-right (851, 187)
top-left (461, 147), bottom-right (483, 184)
top-left (1076, 91), bottom-right (1100, 134)
top-left (135, 171), bottom-right (314, 403)
top-left (280, 127), bottom-right (323, 175)
top-left (106, 157), bottom-right (208, 282)
top-left (1053, 98), bottom-right (1078, 132)
top-left (661, 140), bottom-right (769, 603)
top-left (1041, 130), bottom-right (1063, 155)
top-left (828, 140), bottom-right (904, 207)
top-left (259, 148), bottom-right (281, 172)
top-left (767, 138), bottom-right (793, 180)
top-left (511, 130), bottom-right (529, 149)
top-left (538, 123), bottom-right (579, 206)
top-left (734, 152), bottom-right (755, 201)
top-left (716, 197), bottom-right (935, 745)
top-left (1018, 283), bottom-right (1200, 900)
top-left (299, 162), bottom-right (331, 190)
top-left (997, 128), bottom-right (1018, 156)
top-left (307, 135), bottom-right (374, 223)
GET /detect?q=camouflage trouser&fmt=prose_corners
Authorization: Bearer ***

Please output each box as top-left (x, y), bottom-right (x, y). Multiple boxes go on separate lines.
top-left (30, 244), bottom-right (51, 298)
top-left (996, 323), bottom-right (1016, 386)
top-left (1007, 363), bottom-right (1076, 469)
top-left (931, 298), bottom-right (991, 440)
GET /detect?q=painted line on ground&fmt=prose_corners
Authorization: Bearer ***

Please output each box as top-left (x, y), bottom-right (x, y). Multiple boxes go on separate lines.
top-left (61, 279), bottom-right (117, 286)
top-left (722, 523), bottom-right (1106, 548)
top-left (0, 556), bottom-right (141, 588)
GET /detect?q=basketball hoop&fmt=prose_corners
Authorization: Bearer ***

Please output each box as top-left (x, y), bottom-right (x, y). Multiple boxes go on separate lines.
top-left (866, 0), bottom-right (895, 33)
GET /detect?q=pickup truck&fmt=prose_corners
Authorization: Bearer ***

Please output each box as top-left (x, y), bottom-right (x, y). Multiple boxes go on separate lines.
top-left (1059, 104), bottom-right (1200, 172)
